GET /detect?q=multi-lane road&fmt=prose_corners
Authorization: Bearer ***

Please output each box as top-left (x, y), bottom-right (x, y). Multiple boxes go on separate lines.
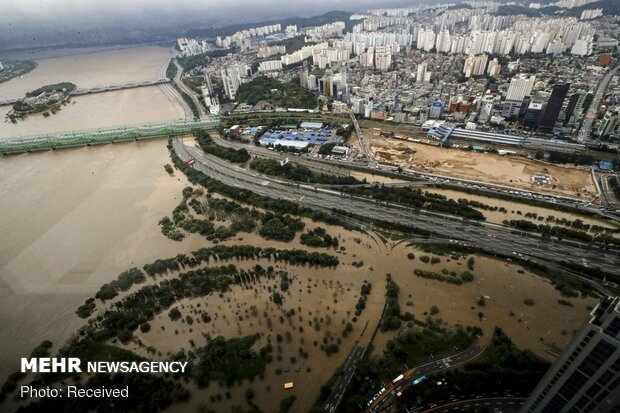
top-left (368, 346), bottom-right (486, 413)
top-left (172, 59), bottom-right (207, 117)
top-left (208, 133), bottom-right (620, 222)
top-left (173, 138), bottom-right (620, 279)
top-left (578, 63), bottom-right (620, 143)
top-left (323, 345), bottom-right (366, 413)
top-left (158, 59), bottom-right (193, 119)
top-left (409, 397), bottom-right (525, 413)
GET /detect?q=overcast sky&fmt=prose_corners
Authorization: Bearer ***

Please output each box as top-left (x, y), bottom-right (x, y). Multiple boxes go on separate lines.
top-left (0, 0), bottom-right (422, 28)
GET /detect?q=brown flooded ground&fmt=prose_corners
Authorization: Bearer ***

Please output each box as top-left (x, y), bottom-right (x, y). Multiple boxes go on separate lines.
top-left (0, 139), bottom-right (206, 380)
top-left (123, 257), bottom-right (384, 413)
top-left (365, 130), bottom-right (596, 199)
top-left (0, 139), bottom-right (597, 412)
top-left (350, 171), bottom-right (408, 184)
top-left (101, 216), bottom-right (592, 413)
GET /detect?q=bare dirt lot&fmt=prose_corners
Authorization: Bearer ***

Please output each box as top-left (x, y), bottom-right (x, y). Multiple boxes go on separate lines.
top-left (365, 130), bottom-right (597, 199)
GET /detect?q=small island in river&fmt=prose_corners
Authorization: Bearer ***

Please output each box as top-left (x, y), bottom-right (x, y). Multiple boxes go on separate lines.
top-left (7, 82), bottom-right (76, 122)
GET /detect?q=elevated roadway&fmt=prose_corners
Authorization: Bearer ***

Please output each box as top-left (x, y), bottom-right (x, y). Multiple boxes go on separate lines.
top-left (172, 59), bottom-right (206, 117)
top-left (0, 79), bottom-right (171, 106)
top-left (173, 138), bottom-right (620, 280)
top-left (0, 117), bottom-right (219, 155)
top-left (350, 112), bottom-right (377, 167)
top-left (368, 346), bottom-right (486, 413)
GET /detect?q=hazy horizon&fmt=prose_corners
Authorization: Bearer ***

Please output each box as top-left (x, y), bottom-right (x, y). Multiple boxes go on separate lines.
top-left (0, 0), bottom-right (432, 28)
top-left (0, 0), bottom-right (434, 53)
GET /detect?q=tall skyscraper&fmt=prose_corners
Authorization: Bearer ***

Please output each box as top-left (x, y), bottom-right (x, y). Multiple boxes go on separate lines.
top-left (487, 58), bottom-right (501, 76)
top-left (300, 70), bottom-right (309, 89)
top-left (463, 54), bottom-right (489, 78)
top-left (221, 65), bottom-right (241, 100)
top-left (416, 62), bottom-right (428, 84)
top-left (539, 83), bottom-right (570, 131)
top-left (564, 92), bottom-right (586, 126)
top-left (507, 74), bottom-right (536, 102)
top-left (523, 100), bottom-right (545, 128)
top-left (521, 296), bottom-right (620, 413)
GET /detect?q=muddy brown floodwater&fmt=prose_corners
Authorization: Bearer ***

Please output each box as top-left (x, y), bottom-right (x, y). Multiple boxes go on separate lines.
top-left (98, 217), bottom-right (596, 413)
top-left (0, 46), bottom-right (183, 138)
top-left (0, 139), bottom-right (207, 381)
top-left (0, 141), bottom-right (598, 413)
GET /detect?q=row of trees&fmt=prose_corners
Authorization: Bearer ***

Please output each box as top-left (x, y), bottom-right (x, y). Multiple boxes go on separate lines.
top-left (94, 268), bottom-right (146, 302)
top-left (300, 227), bottom-right (339, 248)
top-left (380, 274), bottom-right (405, 332)
top-left (250, 157), bottom-right (362, 185)
top-left (343, 185), bottom-right (486, 221)
top-left (141, 244), bottom-right (340, 278)
top-left (168, 142), bottom-right (355, 230)
top-left (505, 219), bottom-right (620, 247)
top-left (194, 130), bottom-right (251, 164)
top-left (413, 268), bottom-right (472, 286)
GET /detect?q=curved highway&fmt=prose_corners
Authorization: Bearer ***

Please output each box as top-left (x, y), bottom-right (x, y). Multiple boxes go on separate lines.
top-left (173, 138), bottom-right (620, 279)
top-left (412, 397), bottom-right (525, 413)
top-left (368, 346), bottom-right (486, 413)
top-left (158, 59), bottom-right (193, 119)
top-left (173, 59), bottom-right (207, 117)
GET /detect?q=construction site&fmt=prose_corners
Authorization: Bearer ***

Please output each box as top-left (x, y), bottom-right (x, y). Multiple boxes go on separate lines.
top-left (362, 127), bottom-right (598, 199)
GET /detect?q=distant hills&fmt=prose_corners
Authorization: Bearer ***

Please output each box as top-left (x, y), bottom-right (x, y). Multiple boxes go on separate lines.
top-left (494, 0), bottom-right (620, 17)
top-left (184, 11), bottom-right (352, 39)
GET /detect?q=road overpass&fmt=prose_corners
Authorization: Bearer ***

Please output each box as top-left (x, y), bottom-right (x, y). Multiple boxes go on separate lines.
top-left (0, 116), bottom-right (219, 155)
top-left (0, 79), bottom-right (171, 106)
top-left (172, 138), bottom-right (620, 280)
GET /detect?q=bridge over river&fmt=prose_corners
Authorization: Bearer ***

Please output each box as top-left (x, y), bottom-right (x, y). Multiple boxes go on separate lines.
top-left (0, 78), bottom-right (171, 106)
top-left (0, 116), bottom-right (219, 155)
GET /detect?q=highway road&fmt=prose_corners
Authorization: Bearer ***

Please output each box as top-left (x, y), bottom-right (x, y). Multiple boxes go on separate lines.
top-left (209, 133), bottom-right (619, 222)
top-left (368, 346), bottom-right (486, 413)
top-left (173, 138), bottom-right (620, 279)
top-left (173, 59), bottom-right (207, 117)
top-left (409, 397), bottom-right (525, 413)
top-left (157, 59), bottom-right (193, 119)
top-left (323, 345), bottom-right (366, 413)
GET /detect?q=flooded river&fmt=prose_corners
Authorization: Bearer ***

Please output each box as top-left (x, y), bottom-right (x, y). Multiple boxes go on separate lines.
top-left (0, 46), bottom-right (175, 99)
top-left (0, 139), bottom-right (208, 380)
top-left (0, 46), bottom-right (183, 138)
